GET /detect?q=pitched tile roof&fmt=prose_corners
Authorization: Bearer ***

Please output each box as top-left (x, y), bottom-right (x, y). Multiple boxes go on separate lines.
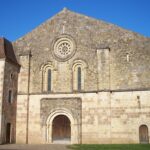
top-left (0, 37), bottom-right (20, 66)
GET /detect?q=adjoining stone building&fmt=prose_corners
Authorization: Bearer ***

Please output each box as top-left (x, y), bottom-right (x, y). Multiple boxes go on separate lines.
top-left (0, 38), bottom-right (20, 143)
top-left (0, 8), bottom-right (150, 144)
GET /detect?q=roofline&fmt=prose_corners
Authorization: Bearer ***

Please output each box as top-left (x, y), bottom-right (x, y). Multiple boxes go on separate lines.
top-left (0, 37), bottom-right (20, 67)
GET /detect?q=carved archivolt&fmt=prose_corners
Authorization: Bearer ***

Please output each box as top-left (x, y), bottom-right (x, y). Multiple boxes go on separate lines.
top-left (72, 60), bottom-right (87, 71)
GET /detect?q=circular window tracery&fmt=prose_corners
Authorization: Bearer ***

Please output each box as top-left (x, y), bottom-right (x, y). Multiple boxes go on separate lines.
top-left (52, 36), bottom-right (76, 61)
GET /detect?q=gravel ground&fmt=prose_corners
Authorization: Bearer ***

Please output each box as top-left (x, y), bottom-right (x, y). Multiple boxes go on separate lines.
top-left (0, 144), bottom-right (70, 150)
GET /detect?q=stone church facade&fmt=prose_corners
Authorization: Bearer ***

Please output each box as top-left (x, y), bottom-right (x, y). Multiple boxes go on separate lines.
top-left (0, 8), bottom-right (150, 144)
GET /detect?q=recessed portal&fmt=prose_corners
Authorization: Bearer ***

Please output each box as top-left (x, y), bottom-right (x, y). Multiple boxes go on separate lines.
top-left (52, 115), bottom-right (71, 143)
top-left (139, 125), bottom-right (149, 144)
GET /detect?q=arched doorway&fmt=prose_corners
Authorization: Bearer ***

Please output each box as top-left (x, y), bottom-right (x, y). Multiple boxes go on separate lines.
top-left (52, 115), bottom-right (71, 143)
top-left (46, 109), bottom-right (80, 144)
top-left (139, 125), bottom-right (149, 144)
top-left (6, 123), bottom-right (11, 143)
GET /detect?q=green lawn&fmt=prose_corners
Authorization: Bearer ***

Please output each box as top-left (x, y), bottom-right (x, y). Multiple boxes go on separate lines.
top-left (68, 144), bottom-right (150, 150)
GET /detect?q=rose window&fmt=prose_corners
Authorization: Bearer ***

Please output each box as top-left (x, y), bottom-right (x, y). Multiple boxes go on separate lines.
top-left (58, 42), bottom-right (71, 55)
top-left (53, 36), bottom-right (76, 61)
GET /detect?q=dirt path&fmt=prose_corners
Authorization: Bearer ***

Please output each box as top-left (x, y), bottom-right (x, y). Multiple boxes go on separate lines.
top-left (0, 144), bottom-right (70, 150)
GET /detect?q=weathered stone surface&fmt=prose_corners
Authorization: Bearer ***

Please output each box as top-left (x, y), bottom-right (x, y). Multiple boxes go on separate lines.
top-left (13, 8), bottom-right (150, 92)
top-left (0, 38), bottom-right (20, 144)
top-left (0, 8), bottom-right (150, 144)
top-left (40, 98), bottom-right (81, 126)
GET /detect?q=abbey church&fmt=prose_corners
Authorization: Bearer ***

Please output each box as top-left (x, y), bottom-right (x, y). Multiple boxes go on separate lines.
top-left (0, 8), bottom-right (150, 144)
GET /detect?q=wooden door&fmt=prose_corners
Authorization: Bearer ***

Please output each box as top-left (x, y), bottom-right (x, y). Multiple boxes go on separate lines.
top-left (139, 125), bottom-right (149, 144)
top-left (52, 115), bottom-right (71, 141)
top-left (6, 123), bottom-right (11, 143)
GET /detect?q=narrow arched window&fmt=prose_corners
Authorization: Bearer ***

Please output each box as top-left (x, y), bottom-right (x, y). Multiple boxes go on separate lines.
top-left (47, 69), bottom-right (51, 91)
top-left (8, 90), bottom-right (12, 103)
top-left (77, 67), bottom-right (81, 91)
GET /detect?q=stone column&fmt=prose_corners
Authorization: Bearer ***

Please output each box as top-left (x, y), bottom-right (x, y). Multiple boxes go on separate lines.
top-left (16, 52), bottom-right (31, 144)
top-left (97, 48), bottom-right (110, 90)
top-left (18, 53), bottom-right (31, 94)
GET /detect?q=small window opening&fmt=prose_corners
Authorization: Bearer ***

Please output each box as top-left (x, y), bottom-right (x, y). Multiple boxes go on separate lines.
top-left (8, 90), bottom-right (13, 103)
top-left (77, 67), bottom-right (81, 91)
top-left (47, 69), bottom-right (51, 91)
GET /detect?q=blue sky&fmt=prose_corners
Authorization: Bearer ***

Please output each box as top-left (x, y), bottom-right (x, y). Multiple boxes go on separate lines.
top-left (0, 0), bottom-right (150, 41)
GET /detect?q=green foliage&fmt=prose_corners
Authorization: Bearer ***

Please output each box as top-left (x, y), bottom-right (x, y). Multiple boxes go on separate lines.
top-left (68, 144), bottom-right (150, 150)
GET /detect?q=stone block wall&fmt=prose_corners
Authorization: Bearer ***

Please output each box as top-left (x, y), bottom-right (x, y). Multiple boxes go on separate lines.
top-left (15, 91), bottom-right (150, 144)
top-left (17, 54), bottom-right (30, 94)
top-left (81, 91), bottom-right (150, 144)
top-left (12, 9), bottom-right (150, 144)
top-left (111, 91), bottom-right (150, 143)
top-left (81, 92), bottom-right (111, 143)
top-left (0, 60), bottom-right (5, 144)
top-left (13, 9), bottom-right (150, 94)
top-left (1, 61), bottom-right (19, 143)
top-left (16, 95), bottom-right (28, 144)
